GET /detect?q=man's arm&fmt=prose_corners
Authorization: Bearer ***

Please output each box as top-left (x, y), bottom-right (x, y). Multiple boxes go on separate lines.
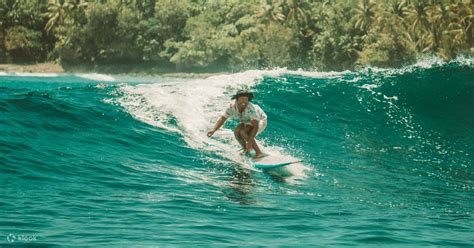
top-left (207, 116), bottom-right (227, 137)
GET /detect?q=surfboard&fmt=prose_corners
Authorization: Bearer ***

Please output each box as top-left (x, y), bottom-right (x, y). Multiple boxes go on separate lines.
top-left (251, 155), bottom-right (300, 169)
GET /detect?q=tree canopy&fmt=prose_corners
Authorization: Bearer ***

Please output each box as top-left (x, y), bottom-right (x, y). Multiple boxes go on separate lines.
top-left (0, 0), bottom-right (472, 71)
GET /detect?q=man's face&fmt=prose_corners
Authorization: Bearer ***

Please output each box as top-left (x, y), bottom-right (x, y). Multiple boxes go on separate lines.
top-left (237, 96), bottom-right (249, 110)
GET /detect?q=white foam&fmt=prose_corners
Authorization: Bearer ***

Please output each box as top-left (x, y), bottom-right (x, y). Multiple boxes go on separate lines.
top-left (360, 84), bottom-right (379, 90)
top-left (288, 68), bottom-right (347, 78)
top-left (362, 56), bottom-right (474, 77)
top-left (412, 56), bottom-right (445, 68)
top-left (243, 67), bottom-right (346, 79)
top-left (76, 73), bottom-right (115, 82)
top-left (452, 55), bottom-right (474, 67)
top-left (256, 146), bottom-right (310, 183)
top-left (0, 71), bottom-right (7, 76)
top-left (114, 69), bottom-right (313, 179)
top-left (13, 72), bottom-right (59, 77)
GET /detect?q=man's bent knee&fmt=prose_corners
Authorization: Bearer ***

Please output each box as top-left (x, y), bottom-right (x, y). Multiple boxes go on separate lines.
top-left (239, 126), bottom-right (252, 138)
top-left (234, 124), bottom-right (244, 138)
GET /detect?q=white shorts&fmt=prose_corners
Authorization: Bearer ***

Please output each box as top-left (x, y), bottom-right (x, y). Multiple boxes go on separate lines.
top-left (257, 119), bottom-right (267, 136)
top-left (242, 119), bottom-right (267, 136)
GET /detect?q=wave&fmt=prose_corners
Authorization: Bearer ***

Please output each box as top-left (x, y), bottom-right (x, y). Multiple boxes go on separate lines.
top-left (114, 61), bottom-right (473, 182)
top-left (113, 69), bottom-right (319, 182)
top-left (354, 56), bottom-right (474, 78)
top-left (1, 59), bottom-right (471, 184)
top-left (75, 73), bottom-right (116, 82)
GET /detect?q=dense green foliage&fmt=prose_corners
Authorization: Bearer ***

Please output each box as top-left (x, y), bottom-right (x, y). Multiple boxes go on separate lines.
top-left (0, 0), bottom-right (472, 71)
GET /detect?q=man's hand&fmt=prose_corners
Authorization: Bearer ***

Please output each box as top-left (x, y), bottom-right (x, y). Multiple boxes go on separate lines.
top-left (208, 117), bottom-right (227, 138)
top-left (207, 130), bottom-right (215, 138)
top-left (245, 141), bottom-right (252, 152)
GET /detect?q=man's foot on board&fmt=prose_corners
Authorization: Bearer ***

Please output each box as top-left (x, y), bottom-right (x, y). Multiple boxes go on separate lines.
top-left (239, 151), bottom-right (251, 156)
top-left (253, 153), bottom-right (268, 160)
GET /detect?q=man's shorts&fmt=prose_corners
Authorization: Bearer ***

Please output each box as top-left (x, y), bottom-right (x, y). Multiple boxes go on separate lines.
top-left (242, 118), bottom-right (267, 137)
top-left (256, 118), bottom-right (267, 136)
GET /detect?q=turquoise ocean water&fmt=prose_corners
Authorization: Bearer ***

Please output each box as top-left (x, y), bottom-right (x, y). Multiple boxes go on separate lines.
top-left (1, 59), bottom-right (473, 246)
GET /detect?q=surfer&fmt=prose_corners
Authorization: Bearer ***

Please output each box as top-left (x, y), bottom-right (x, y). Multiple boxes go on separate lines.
top-left (207, 90), bottom-right (267, 159)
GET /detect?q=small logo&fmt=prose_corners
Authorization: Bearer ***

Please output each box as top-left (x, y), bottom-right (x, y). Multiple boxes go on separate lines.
top-left (6, 233), bottom-right (16, 243)
top-left (5, 233), bottom-right (37, 243)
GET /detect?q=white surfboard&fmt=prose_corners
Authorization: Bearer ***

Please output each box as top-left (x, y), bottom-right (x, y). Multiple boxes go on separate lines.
top-left (251, 155), bottom-right (301, 169)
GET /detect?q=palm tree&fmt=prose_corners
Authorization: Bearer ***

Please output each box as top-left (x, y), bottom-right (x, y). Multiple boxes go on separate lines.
top-left (406, 0), bottom-right (430, 32)
top-left (279, 0), bottom-right (320, 39)
top-left (310, 1), bottom-right (330, 27)
top-left (255, 0), bottom-right (285, 23)
top-left (283, 0), bottom-right (309, 26)
top-left (423, 2), bottom-right (449, 52)
top-left (437, 1), bottom-right (473, 58)
top-left (44, 0), bottom-right (73, 34)
top-left (449, 1), bottom-right (473, 47)
top-left (44, 0), bottom-right (88, 34)
top-left (352, 0), bottom-right (377, 32)
top-left (405, 0), bottom-right (433, 52)
top-left (386, 0), bottom-right (408, 23)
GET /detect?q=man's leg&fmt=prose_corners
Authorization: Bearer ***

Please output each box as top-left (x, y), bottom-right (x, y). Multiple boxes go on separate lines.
top-left (239, 125), bottom-right (263, 157)
top-left (234, 123), bottom-right (246, 150)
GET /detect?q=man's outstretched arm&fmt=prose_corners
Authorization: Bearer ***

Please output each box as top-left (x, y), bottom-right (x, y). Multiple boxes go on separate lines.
top-left (207, 116), bottom-right (227, 137)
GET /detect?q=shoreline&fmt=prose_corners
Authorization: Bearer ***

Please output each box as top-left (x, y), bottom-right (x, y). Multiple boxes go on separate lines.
top-left (0, 62), bottom-right (228, 79)
top-left (1, 57), bottom-right (472, 79)
top-left (0, 63), bottom-right (65, 74)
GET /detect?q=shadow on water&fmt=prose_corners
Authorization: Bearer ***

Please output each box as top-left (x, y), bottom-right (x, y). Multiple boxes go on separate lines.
top-left (222, 163), bottom-right (292, 205)
top-left (223, 166), bottom-right (256, 205)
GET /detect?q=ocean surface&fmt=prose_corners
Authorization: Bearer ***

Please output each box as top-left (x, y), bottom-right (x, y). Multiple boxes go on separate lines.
top-left (1, 59), bottom-right (473, 246)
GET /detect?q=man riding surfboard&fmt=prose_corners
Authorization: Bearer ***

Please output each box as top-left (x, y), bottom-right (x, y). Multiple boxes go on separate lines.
top-left (207, 90), bottom-right (267, 159)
